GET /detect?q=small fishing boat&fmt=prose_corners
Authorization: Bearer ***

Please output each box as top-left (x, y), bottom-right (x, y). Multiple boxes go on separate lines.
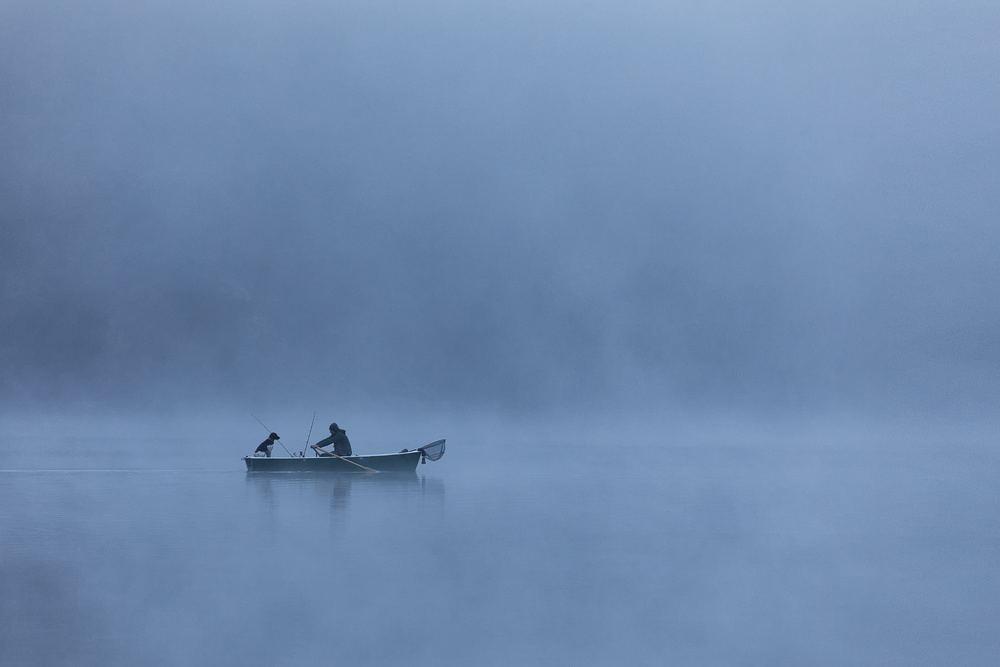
top-left (243, 439), bottom-right (445, 473)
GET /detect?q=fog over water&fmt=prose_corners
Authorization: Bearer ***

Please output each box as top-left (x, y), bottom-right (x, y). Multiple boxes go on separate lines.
top-left (4, 438), bottom-right (1000, 666)
top-left (2, 0), bottom-right (1000, 664)
top-left (3, 0), bottom-right (999, 420)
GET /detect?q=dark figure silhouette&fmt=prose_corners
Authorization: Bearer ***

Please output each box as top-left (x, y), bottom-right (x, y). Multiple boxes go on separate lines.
top-left (311, 423), bottom-right (352, 457)
top-left (255, 432), bottom-right (280, 458)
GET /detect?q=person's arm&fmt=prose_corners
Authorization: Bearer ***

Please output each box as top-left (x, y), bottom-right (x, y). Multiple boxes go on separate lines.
top-left (312, 434), bottom-right (335, 449)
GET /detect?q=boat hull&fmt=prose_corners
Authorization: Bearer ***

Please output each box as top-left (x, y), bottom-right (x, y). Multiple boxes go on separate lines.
top-left (243, 451), bottom-right (421, 473)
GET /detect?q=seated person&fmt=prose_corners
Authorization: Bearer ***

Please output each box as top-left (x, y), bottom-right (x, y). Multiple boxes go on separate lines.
top-left (311, 423), bottom-right (352, 457)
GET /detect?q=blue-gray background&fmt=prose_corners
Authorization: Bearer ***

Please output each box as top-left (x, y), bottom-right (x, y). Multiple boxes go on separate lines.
top-left (2, 0), bottom-right (1000, 664)
top-left (3, 0), bottom-right (999, 418)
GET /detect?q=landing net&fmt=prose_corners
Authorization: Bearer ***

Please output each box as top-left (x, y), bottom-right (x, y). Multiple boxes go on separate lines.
top-left (418, 439), bottom-right (446, 462)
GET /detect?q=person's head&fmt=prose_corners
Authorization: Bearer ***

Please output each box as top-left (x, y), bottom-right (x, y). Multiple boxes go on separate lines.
top-left (269, 432), bottom-right (279, 441)
top-left (329, 423), bottom-right (339, 433)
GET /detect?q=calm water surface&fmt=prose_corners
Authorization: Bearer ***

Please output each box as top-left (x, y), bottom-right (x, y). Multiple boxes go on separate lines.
top-left (1, 436), bottom-right (998, 665)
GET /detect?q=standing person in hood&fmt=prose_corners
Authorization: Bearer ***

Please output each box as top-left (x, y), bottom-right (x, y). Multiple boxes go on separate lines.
top-left (311, 423), bottom-right (352, 457)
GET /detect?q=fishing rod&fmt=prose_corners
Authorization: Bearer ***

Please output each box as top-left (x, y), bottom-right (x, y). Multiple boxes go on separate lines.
top-left (303, 411), bottom-right (316, 458)
top-left (250, 413), bottom-right (294, 457)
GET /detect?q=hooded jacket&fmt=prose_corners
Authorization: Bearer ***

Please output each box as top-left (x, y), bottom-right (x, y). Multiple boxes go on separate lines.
top-left (314, 427), bottom-right (352, 456)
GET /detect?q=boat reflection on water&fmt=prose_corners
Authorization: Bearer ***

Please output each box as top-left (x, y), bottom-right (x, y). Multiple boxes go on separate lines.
top-left (245, 471), bottom-right (445, 519)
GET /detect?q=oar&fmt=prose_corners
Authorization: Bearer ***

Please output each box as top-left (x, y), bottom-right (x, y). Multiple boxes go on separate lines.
top-left (311, 445), bottom-right (377, 473)
top-left (250, 413), bottom-right (293, 457)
